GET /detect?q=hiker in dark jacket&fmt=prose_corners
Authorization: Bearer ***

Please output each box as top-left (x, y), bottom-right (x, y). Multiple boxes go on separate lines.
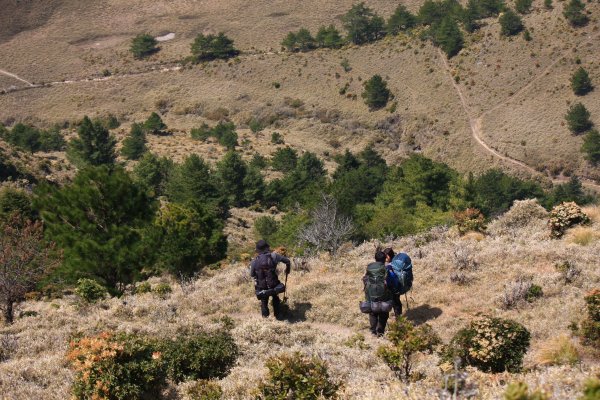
top-left (250, 240), bottom-right (291, 319)
top-left (383, 247), bottom-right (402, 318)
top-left (363, 251), bottom-right (392, 337)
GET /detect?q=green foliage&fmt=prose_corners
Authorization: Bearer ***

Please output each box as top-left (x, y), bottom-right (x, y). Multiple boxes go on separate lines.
top-left (377, 317), bottom-right (441, 381)
top-left (258, 352), bottom-right (340, 399)
top-left (315, 25), bottom-right (344, 48)
top-left (578, 289), bottom-right (600, 346)
top-left (149, 202), bottom-right (227, 276)
top-left (254, 216), bottom-right (279, 242)
top-left (544, 0), bottom-right (553, 9)
top-left (340, 58), bottom-right (351, 72)
top-left (36, 166), bottom-right (155, 292)
top-left (477, 0), bottom-right (506, 17)
top-left (152, 282), bottom-right (172, 296)
top-left (5, 123), bottom-right (40, 153)
top-left (216, 150), bottom-right (247, 206)
top-left (582, 129), bottom-right (600, 164)
top-left (571, 67), bottom-right (593, 96)
top-left (387, 4), bottom-right (417, 34)
top-left (362, 74), bottom-right (391, 110)
top-left (75, 278), bottom-right (107, 303)
top-left (499, 9), bottom-right (524, 36)
top-left (515, 0), bottom-right (533, 14)
top-left (462, 0), bottom-right (482, 32)
top-left (130, 33), bottom-right (158, 59)
top-left (249, 118), bottom-right (264, 133)
top-left (39, 126), bottom-right (66, 152)
top-left (523, 29), bottom-right (532, 41)
top-left (342, 2), bottom-right (386, 45)
top-left (295, 28), bottom-right (316, 52)
top-left (504, 382), bottom-right (549, 400)
top-left (526, 284), bottom-right (543, 302)
top-left (67, 116), bottom-right (117, 167)
top-left (434, 16), bottom-right (464, 57)
top-left (165, 154), bottom-right (221, 210)
top-left (566, 103), bottom-right (593, 134)
top-left (121, 123), bottom-right (147, 160)
top-left (271, 132), bottom-right (284, 144)
top-left (271, 146), bottom-right (298, 173)
top-left (281, 32), bottom-right (298, 51)
top-left (442, 316), bottom-right (531, 372)
top-left (132, 152), bottom-right (173, 197)
top-left (243, 167), bottom-right (266, 205)
top-left (579, 378), bottom-right (600, 400)
top-left (418, 0), bottom-right (464, 26)
top-left (185, 380), bottom-right (223, 400)
top-left (546, 177), bottom-right (594, 207)
top-left (249, 153), bottom-right (267, 169)
top-left (548, 201), bottom-right (590, 238)
top-left (134, 281), bottom-right (151, 294)
top-left (67, 332), bottom-right (166, 400)
top-left (191, 122), bottom-right (238, 149)
top-left (0, 187), bottom-right (34, 221)
top-left (563, 0), bottom-right (588, 27)
top-left (191, 33), bottom-right (239, 62)
top-left (144, 112), bottom-right (167, 135)
top-left (159, 331), bottom-right (238, 383)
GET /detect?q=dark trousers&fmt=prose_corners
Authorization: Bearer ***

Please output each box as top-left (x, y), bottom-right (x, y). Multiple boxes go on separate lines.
top-left (369, 312), bottom-right (389, 336)
top-left (392, 293), bottom-right (402, 318)
top-left (260, 294), bottom-right (281, 319)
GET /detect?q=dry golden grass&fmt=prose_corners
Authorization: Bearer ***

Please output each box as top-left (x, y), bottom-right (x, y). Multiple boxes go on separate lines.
top-left (582, 205), bottom-right (600, 224)
top-left (566, 226), bottom-right (599, 246)
top-left (1, 202), bottom-right (600, 399)
top-left (534, 335), bottom-right (580, 367)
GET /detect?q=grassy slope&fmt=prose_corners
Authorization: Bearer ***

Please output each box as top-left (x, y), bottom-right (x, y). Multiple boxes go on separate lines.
top-left (1, 202), bottom-right (599, 399)
top-left (0, 0), bottom-right (599, 182)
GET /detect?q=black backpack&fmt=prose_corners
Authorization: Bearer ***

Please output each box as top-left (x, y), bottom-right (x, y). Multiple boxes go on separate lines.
top-left (255, 253), bottom-right (279, 290)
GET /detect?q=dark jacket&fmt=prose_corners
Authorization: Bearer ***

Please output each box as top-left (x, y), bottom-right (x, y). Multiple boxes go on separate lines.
top-left (250, 252), bottom-right (291, 288)
top-left (363, 261), bottom-right (391, 302)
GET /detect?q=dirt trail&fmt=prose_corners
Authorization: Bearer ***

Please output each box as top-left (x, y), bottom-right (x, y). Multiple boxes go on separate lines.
top-left (0, 68), bottom-right (34, 86)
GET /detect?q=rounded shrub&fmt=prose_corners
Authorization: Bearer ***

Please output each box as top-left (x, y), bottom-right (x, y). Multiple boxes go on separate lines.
top-left (75, 278), bottom-right (108, 303)
top-left (184, 379), bottom-right (223, 400)
top-left (134, 281), bottom-right (152, 294)
top-left (258, 352), bottom-right (340, 399)
top-left (548, 202), bottom-right (590, 238)
top-left (454, 208), bottom-right (485, 235)
top-left (442, 316), bottom-right (530, 373)
top-left (578, 289), bottom-right (600, 346)
top-left (153, 282), bottom-right (172, 297)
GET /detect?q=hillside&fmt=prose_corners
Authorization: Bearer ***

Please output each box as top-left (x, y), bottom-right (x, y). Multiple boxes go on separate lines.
top-left (0, 0), bottom-right (599, 184)
top-left (0, 201), bottom-right (599, 399)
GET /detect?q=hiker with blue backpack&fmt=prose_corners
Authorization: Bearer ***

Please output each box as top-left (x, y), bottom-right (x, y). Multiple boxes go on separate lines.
top-left (382, 247), bottom-right (413, 319)
top-left (361, 251), bottom-right (393, 337)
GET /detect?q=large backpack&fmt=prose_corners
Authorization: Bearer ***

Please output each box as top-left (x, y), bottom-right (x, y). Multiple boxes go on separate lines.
top-left (255, 253), bottom-right (279, 290)
top-left (389, 253), bottom-right (413, 295)
top-left (364, 262), bottom-right (389, 302)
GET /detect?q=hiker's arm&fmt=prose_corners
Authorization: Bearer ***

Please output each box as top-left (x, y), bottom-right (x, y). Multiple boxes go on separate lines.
top-left (249, 260), bottom-right (257, 279)
top-left (273, 253), bottom-right (291, 274)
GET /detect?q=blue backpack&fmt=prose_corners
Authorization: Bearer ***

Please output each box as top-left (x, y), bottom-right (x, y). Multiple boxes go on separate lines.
top-left (386, 253), bottom-right (413, 295)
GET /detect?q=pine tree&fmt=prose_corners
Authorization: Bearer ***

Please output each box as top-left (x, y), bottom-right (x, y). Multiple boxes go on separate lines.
top-left (271, 147), bottom-right (298, 172)
top-left (315, 25), bottom-right (344, 48)
top-left (342, 2), bottom-right (386, 44)
top-left (191, 33), bottom-right (239, 61)
top-left (130, 33), bottom-right (158, 59)
top-left (144, 112), bottom-right (166, 135)
top-left (499, 9), bottom-right (524, 36)
top-left (67, 116), bottom-right (117, 167)
top-left (216, 150), bottom-right (247, 206)
top-left (281, 32), bottom-right (297, 51)
top-left (132, 152), bottom-right (173, 197)
top-left (462, 0), bottom-right (482, 33)
top-left (295, 28), bottom-right (316, 52)
top-left (435, 17), bottom-right (464, 57)
top-left (515, 0), bottom-right (533, 14)
top-left (563, 0), bottom-right (588, 27)
top-left (121, 123), bottom-right (147, 160)
top-left (387, 5), bottom-right (417, 35)
top-left (571, 67), bottom-right (593, 96)
top-left (166, 154), bottom-right (220, 207)
top-left (565, 102), bottom-right (593, 134)
top-left (362, 75), bottom-right (391, 110)
top-left (243, 167), bottom-right (266, 204)
top-left (36, 166), bottom-right (155, 292)
top-left (582, 129), bottom-right (600, 164)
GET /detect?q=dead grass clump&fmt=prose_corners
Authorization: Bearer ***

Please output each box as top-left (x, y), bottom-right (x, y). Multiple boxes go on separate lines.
top-left (555, 261), bottom-right (582, 284)
top-left (450, 242), bottom-right (478, 284)
top-left (500, 277), bottom-right (542, 309)
top-left (566, 226), bottom-right (598, 246)
top-left (204, 107), bottom-right (230, 121)
top-left (582, 205), bottom-right (600, 224)
top-left (488, 199), bottom-right (548, 235)
top-left (535, 335), bottom-right (580, 366)
top-left (0, 333), bottom-right (18, 362)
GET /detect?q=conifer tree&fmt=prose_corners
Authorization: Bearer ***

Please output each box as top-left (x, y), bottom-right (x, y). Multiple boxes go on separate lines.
top-left (499, 9), bottom-right (524, 36)
top-left (166, 154), bottom-right (220, 208)
top-left (315, 25), bottom-right (344, 48)
top-left (132, 152), bottom-right (173, 197)
top-left (387, 5), bottom-right (417, 35)
top-left (571, 67), bottom-right (593, 96)
top-left (462, 0), bottom-right (482, 33)
top-left (362, 75), bottom-right (391, 110)
top-left (295, 28), bottom-right (316, 52)
top-left (36, 166), bottom-right (155, 292)
top-left (216, 150), bottom-right (247, 206)
top-left (243, 167), bottom-right (266, 204)
top-left (435, 17), bottom-right (464, 57)
top-left (191, 33), bottom-right (239, 61)
top-left (342, 2), bottom-right (386, 44)
top-left (130, 33), bottom-right (158, 59)
top-left (582, 129), bottom-right (600, 164)
top-left (281, 32), bottom-right (298, 51)
top-left (515, 0), bottom-right (533, 14)
top-left (144, 112), bottom-right (166, 135)
top-left (565, 102), bottom-right (593, 134)
top-left (67, 116), bottom-right (117, 167)
top-left (563, 0), bottom-right (588, 27)
top-left (121, 123), bottom-right (147, 160)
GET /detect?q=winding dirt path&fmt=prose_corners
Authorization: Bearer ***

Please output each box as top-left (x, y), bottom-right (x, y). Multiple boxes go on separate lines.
top-left (0, 68), bottom-right (34, 86)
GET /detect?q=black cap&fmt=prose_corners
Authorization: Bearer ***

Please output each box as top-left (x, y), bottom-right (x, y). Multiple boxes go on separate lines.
top-left (256, 240), bottom-right (270, 252)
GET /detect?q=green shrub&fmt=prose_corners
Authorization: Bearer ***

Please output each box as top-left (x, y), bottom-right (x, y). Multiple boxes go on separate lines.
top-left (362, 74), bottom-right (391, 110)
top-left (571, 67), bottom-right (593, 96)
top-left (271, 146), bottom-right (298, 172)
top-left (270, 132), bottom-right (284, 145)
top-left (254, 216), bottom-right (279, 242)
top-left (153, 283), bottom-right (172, 297)
top-left (544, 0), bottom-right (552, 8)
top-left (442, 316), bottom-right (530, 372)
top-left (565, 103), bottom-right (593, 134)
top-left (578, 289), bottom-right (600, 346)
top-left (377, 317), bottom-right (440, 381)
top-left (191, 33), bottom-right (239, 62)
top-left (135, 281), bottom-right (152, 294)
top-left (249, 118), bottom-right (264, 133)
top-left (526, 284), bottom-right (543, 302)
top-left (160, 331), bottom-right (238, 383)
top-left (582, 129), bottom-right (600, 165)
top-left (548, 201), bottom-right (590, 238)
top-left (258, 352), bottom-right (340, 399)
top-left (504, 381), bottom-right (549, 400)
top-left (515, 0), bottom-right (532, 14)
top-left (75, 278), bottom-right (108, 303)
top-left (130, 33), bottom-right (158, 59)
top-left (185, 380), bottom-right (223, 400)
top-left (67, 332), bottom-right (166, 400)
top-left (499, 9), bottom-right (524, 36)
top-left (144, 112), bottom-right (167, 135)
top-left (563, 0), bottom-right (588, 27)
top-left (579, 378), bottom-right (600, 400)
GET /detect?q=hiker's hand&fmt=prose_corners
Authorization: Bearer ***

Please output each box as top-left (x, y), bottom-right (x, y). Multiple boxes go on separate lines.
top-left (285, 266), bottom-right (291, 275)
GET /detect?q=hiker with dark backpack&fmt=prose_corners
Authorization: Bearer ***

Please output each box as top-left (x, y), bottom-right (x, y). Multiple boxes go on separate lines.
top-left (250, 240), bottom-right (291, 320)
top-left (361, 251), bottom-right (393, 337)
top-left (382, 247), bottom-right (413, 319)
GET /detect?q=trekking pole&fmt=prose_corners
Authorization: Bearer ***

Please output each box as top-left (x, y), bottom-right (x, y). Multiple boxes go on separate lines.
top-left (282, 272), bottom-right (289, 304)
top-left (405, 292), bottom-right (410, 311)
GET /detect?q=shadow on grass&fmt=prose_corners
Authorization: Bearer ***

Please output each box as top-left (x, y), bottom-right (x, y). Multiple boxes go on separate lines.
top-left (405, 303), bottom-right (442, 325)
top-left (280, 301), bottom-right (312, 323)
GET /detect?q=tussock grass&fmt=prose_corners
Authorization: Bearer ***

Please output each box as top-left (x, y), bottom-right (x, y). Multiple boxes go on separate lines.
top-left (566, 226), bottom-right (598, 246)
top-left (582, 206), bottom-right (600, 224)
top-left (535, 335), bottom-right (580, 366)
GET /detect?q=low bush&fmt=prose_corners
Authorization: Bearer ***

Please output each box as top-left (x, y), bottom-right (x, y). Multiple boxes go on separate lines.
top-left (442, 316), bottom-right (530, 373)
top-left (257, 352), bottom-right (340, 399)
top-left (580, 378), bottom-right (600, 400)
top-left (153, 283), bottom-right (172, 297)
top-left (454, 208), bottom-right (485, 234)
top-left (377, 317), bottom-right (440, 381)
top-left (548, 202), bottom-right (590, 238)
top-left (184, 380), bottom-right (223, 400)
top-left (135, 281), bottom-right (152, 294)
top-left (577, 289), bottom-right (600, 346)
top-left (504, 381), bottom-right (549, 400)
top-left (75, 278), bottom-right (107, 303)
